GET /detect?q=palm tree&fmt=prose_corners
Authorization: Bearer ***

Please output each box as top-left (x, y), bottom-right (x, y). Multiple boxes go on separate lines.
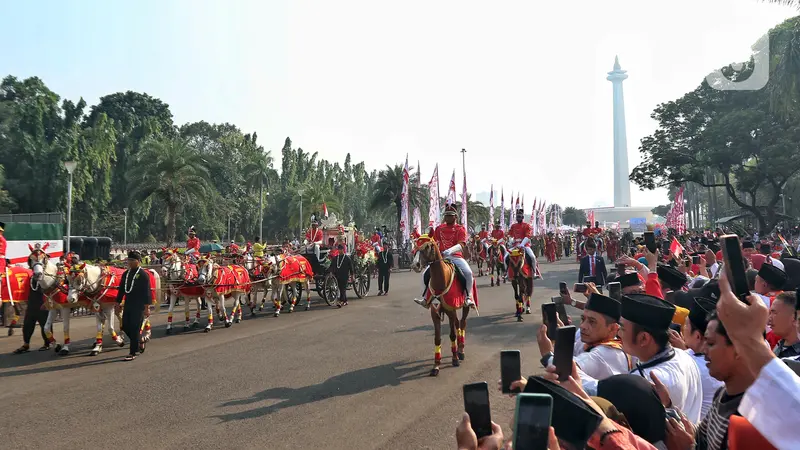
top-left (369, 164), bottom-right (422, 238)
top-left (243, 149), bottom-right (277, 241)
top-left (128, 138), bottom-right (212, 246)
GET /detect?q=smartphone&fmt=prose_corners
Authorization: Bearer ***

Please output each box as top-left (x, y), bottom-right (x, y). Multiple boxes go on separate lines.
top-left (541, 303), bottom-right (559, 340)
top-left (583, 276), bottom-right (597, 285)
top-left (558, 281), bottom-right (568, 295)
top-left (721, 234), bottom-right (751, 303)
top-left (573, 283), bottom-right (587, 293)
top-left (463, 382), bottom-right (492, 438)
top-left (669, 323), bottom-right (682, 333)
top-left (644, 231), bottom-right (657, 254)
top-left (661, 240), bottom-right (671, 254)
top-left (665, 407), bottom-right (681, 421)
top-left (514, 394), bottom-right (553, 450)
top-left (554, 326), bottom-right (577, 381)
top-left (501, 350), bottom-right (522, 394)
top-left (692, 255), bottom-right (700, 264)
top-left (607, 282), bottom-right (621, 301)
top-left (551, 297), bottom-right (569, 325)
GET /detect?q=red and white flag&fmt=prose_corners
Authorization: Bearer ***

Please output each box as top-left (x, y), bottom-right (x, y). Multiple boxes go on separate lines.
top-left (322, 203), bottom-right (329, 219)
top-left (401, 155), bottom-right (410, 243)
top-left (670, 237), bottom-right (685, 258)
top-left (488, 186), bottom-right (495, 232)
top-left (447, 170), bottom-right (457, 205)
top-left (500, 188), bottom-right (506, 232)
top-left (429, 164), bottom-right (440, 228)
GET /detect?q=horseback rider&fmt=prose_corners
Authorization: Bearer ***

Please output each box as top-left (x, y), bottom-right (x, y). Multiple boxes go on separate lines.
top-left (505, 209), bottom-right (538, 278)
top-left (371, 227), bottom-right (383, 252)
top-left (186, 226), bottom-right (201, 257)
top-left (490, 219), bottom-right (508, 270)
top-left (304, 220), bottom-right (324, 262)
top-left (228, 240), bottom-right (241, 255)
top-left (415, 204), bottom-right (474, 308)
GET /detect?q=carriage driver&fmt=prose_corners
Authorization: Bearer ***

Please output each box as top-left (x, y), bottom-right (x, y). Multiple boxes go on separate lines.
top-left (505, 209), bottom-right (537, 277)
top-left (415, 204), bottom-right (474, 308)
top-left (304, 220), bottom-right (324, 262)
top-left (185, 226), bottom-right (200, 257)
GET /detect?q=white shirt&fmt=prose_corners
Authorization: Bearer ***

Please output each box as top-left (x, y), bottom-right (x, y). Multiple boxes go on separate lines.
top-left (740, 358), bottom-right (800, 449)
top-left (709, 262), bottom-right (720, 278)
top-left (688, 349), bottom-right (724, 421)
top-left (636, 347), bottom-right (704, 423)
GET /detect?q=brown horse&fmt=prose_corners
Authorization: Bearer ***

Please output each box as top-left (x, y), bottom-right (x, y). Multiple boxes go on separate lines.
top-left (411, 235), bottom-right (473, 377)
top-left (507, 248), bottom-right (533, 322)
top-left (470, 236), bottom-right (487, 277)
top-left (488, 239), bottom-right (506, 287)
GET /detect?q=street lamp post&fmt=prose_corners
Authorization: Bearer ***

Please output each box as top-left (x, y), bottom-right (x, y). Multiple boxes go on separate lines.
top-left (298, 190), bottom-right (305, 237)
top-left (123, 207), bottom-right (128, 246)
top-left (64, 161), bottom-right (78, 254)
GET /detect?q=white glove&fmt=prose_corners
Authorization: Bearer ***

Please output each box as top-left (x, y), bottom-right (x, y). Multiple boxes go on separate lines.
top-left (303, 239), bottom-right (309, 245)
top-left (443, 244), bottom-right (462, 256)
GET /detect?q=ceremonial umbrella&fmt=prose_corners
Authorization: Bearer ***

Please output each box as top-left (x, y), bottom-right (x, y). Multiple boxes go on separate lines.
top-left (199, 243), bottom-right (225, 253)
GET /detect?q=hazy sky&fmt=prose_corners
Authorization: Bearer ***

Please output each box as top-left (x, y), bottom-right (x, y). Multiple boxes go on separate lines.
top-left (2, 0), bottom-right (796, 209)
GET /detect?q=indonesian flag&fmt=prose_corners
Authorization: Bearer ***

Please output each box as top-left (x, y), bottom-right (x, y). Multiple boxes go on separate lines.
top-left (508, 191), bottom-right (514, 231)
top-left (515, 194), bottom-right (520, 211)
top-left (670, 237), bottom-right (685, 258)
top-left (488, 185), bottom-right (495, 232)
top-left (322, 203), bottom-right (329, 219)
top-left (447, 170), bottom-right (457, 205)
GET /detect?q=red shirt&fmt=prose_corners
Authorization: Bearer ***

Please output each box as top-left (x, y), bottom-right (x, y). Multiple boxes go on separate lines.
top-left (434, 223), bottom-right (467, 258)
top-left (229, 243), bottom-right (240, 254)
top-left (491, 229), bottom-right (505, 241)
top-left (186, 236), bottom-right (200, 251)
top-left (411, 230), bottom-right (421, 240)
top-left (306, 228), bottom-right (323, 243)
top-left (0, 235), bottom-right (6, 271)
top-left (508, 222), bottom-right (532, 243)
top-left (371, 233), bottom-right (382, 244)
top-left (478, 230), bottom-right (489, 240)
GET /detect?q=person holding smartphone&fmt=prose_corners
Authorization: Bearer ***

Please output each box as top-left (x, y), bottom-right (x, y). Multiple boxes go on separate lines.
top-left (538, 293), bottom-right (632, 396)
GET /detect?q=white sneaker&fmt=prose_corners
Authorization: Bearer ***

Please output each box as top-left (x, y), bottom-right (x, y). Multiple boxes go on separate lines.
top-left (465, 297), bottom-right (475, 308)
top-left (414, 298), bottom-right (429, 308)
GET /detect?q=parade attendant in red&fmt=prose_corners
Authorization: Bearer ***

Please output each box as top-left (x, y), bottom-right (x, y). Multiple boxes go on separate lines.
top-left (228, 241), bottom-right (241, 254)
top-left (505, 210), bottom-right (539, 278)
top-left (305, 225), bottom-right (323, 244)
top-left (0, 221), bottom-right (6, 275)
top-left (430, 204), bottom-right (474, 305)
top-left (186, 226), bottom-right (201, 255)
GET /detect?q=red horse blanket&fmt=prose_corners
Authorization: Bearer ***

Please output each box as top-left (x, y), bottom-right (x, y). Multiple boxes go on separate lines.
top-left (423, 268), bottom-right (479, 311)
top-left (179, 264), bottom-right (205, 297)
top-left (507, 250), bottom-right (532, 280)
top-left (210, 265), bottom-right (251, 296)
top-left (279, 255), bottom-right (314, 284)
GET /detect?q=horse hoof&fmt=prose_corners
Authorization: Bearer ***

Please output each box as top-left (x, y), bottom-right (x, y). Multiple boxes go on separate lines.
top-left (304, 306), bottom-right (310, 311)
top-left (166, 328), bottom-right (172, 335)
top-left (429, 368), bottom-right (440, 377)
top-left (191, 323), bottom-right (199, 329)
top-left (517, 315), bottom-right (524, 322)
top-left (90, 350), bottom-right (99, 356)
top-left (224, 322), bottom-right (232, 328)
top-left (204, 327), bottom-right (211, 333)
top-left (54, 344), bottom-right (62, 353)
top-left (7, 328), bottom-right (13, 336)
top-left (458, 352), bottom-right (465, 361)
top-left (452, 359), bottom-right (460, 367)
top-left (525, 309), bottom-right (531, 315)
top-left (234, 318), bottom-right (241, 324)
top-left (117, 340), bottom-right (125, 348)
top-left (58, 349), bottom-right (70, 356)
top-left (183, 326), bottom-right (190, 331)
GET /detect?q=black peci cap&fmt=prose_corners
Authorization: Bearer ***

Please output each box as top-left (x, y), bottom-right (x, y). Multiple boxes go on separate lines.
top-left (616, 272), bottom-right (640, 289)
top-left (657, 265), bottom-right (687, 290)
top-left (688, 297), bottom-right (717, 334)
top-left (127, 250), bottom-right (142, 261)
top-left (621, 294), bottom-right (676, 330)
top-left (586, 293), bottom-right (622, 321)
top-left (758, 263), bottom-right (788, 289)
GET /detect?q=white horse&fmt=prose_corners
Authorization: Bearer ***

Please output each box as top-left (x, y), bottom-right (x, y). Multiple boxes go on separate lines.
top-left (196, 258), bottom-right (247, 331)
top-left (27, 251), bottom-right (73, 350)
top-left (60, 263), bottom-right (126, 356)
top-left (161, 253), bottom-right (203, 333)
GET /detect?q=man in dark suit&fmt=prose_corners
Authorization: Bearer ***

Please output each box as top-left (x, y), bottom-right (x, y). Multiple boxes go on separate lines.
top-left (329, 244), bottom-right (354, 307)
top-left (376, 242), bottom-right (393, 295)
top-left (579, 238), bottom-right (608, 289)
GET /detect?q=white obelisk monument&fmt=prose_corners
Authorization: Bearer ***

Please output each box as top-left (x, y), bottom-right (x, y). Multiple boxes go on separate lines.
top-left (607, 56), bottom-right (632, 208)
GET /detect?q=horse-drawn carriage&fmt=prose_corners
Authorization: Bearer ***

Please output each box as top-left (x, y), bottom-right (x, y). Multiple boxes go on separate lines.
top-left (295, 214), bottom-right (373, 304)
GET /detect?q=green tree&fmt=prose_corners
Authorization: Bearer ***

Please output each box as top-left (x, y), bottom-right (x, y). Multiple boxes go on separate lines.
top-left (369, 164), bottom-right (422, 238)
top-left (243, 142), bottom-right (278, 241)
top-left (562, 206), bottom-right (586, 226)
top-left (127, 138), bottom-right (213, 245)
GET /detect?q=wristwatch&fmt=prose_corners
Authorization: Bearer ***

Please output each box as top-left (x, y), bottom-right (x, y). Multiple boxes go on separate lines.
top-left (540, 352), bottom-right (554, 368)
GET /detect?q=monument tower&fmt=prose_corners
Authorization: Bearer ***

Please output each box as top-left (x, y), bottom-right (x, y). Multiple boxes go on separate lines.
top-left (607, 56), bottom-right (632, 208)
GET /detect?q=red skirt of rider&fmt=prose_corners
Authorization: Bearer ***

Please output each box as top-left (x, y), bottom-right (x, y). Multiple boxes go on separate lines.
top-left (1, 266), bottom-right (32, 303)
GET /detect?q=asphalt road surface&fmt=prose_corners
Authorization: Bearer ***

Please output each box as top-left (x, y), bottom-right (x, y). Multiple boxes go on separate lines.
top-left (0, 258), bottom-right (582, 450)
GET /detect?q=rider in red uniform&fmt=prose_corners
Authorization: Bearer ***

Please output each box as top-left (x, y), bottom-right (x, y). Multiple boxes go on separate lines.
top-left (228, 240), bottom-right (241, 254)
top-left (411, 225), bottom-right (421, 241)
top-left (415, 205), bottom-right (474, 308)
top-left (305, 220), bottom-right (324, 261)
top-left (506, 209), bottom-right (538, 278)
top-left (186, 226), bottom-right (201, 260)
top-left (370, 228), bottom-right (383, 251)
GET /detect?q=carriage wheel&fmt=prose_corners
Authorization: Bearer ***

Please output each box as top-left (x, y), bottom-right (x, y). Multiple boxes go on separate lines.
top-left (323, 274), bottom-right (339, 306)
top-left (353, 271), bottom-right (371, 299)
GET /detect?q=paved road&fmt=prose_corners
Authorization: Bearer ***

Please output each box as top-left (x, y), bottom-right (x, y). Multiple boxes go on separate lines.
top-left (0, 258), bottom-right (581, 450)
